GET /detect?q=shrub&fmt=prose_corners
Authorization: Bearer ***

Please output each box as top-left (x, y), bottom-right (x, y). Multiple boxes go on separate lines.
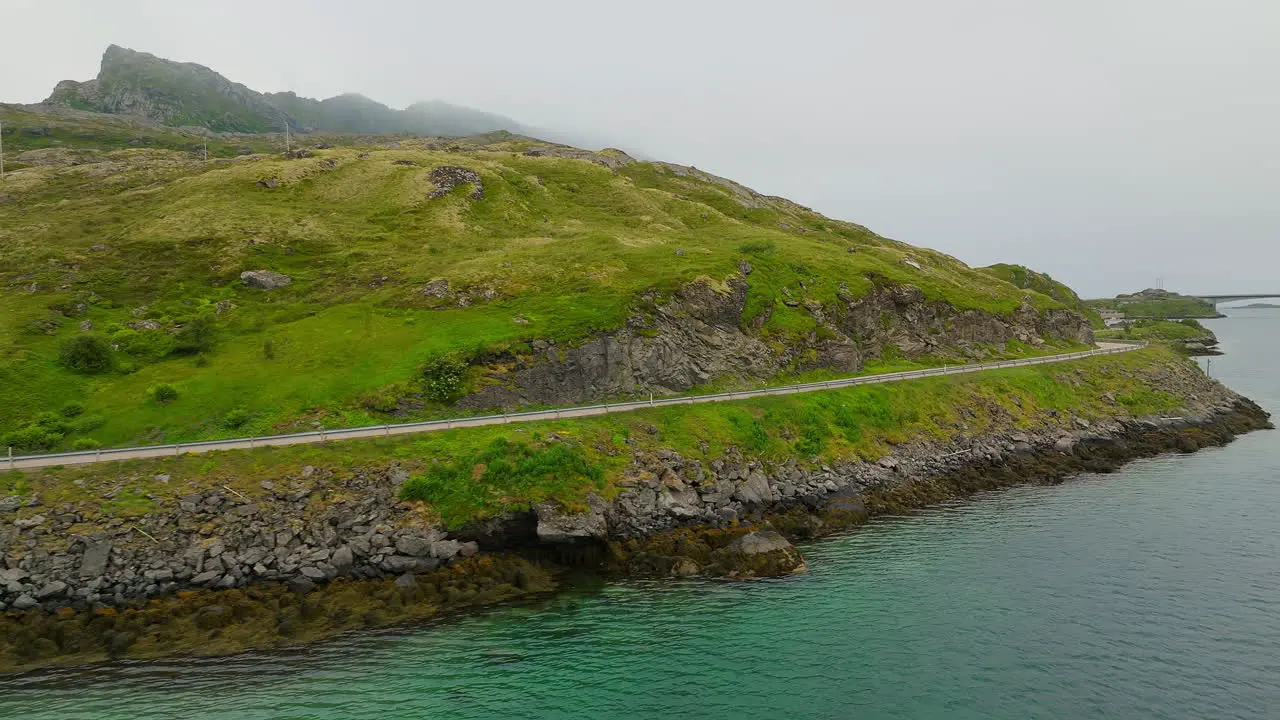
top-left (59, 402), bottom-right (85, 418)
top-left (263, 338), bottom-right (275, 360)
top-left (3, 425), bottom-right (62, 452)
top-left (33, 412), bottom-right (72, 435)
top-left (149, 383), bottom-right (179, 404)
top-left (194, 353), bottom-right (209, 367)
top-left (223, 408), bottom-right (251, 429)
top-left (420, 355), bottom-right (468, 402)
top-left (72, 415), bottom-right (106, 433)
top-left (112, 328), bottom-right (177, 360)
top-left (71, 438), bottom-right (101, 451)
top-left (175, 313), bottom-right (216, 354)
top-left (59, 334), bottom-right (114, 374)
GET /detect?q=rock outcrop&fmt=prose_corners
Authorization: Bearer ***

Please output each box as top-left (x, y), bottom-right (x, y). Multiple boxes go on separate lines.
top-left (427, 166), bottom-right (484, 200)
top-left (459, 276), bottom-right (1094, 410)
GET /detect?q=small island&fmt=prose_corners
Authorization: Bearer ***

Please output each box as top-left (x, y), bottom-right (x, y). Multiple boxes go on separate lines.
top-left (1086, 288), bottom-right (1225, 321)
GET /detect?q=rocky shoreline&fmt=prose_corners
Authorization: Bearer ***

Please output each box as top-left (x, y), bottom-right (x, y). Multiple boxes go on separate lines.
top-left (0, 359), bottom-right (1271, 672)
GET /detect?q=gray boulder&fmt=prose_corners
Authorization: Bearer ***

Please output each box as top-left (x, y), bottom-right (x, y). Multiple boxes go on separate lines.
top-left (36, 581), bottom-right (68, 599)
top-left (733, 470), bottom-right (773, 506)
top-left (13, 514), bottom-right (46, 529)
top-left (430, 540), bottom-right (461, 559)
top-left (331, 546), bottom-right (354, 571)
top-left (395, 535), bottom-right (437, 557)
top-left (79, 540), bottom-right (112, 578)
top-left (239, 270), bottom-right (292, 290)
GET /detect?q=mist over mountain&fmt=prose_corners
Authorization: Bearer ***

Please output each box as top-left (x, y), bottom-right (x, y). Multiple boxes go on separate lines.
top-left (43, 44), bottom-right (526, 138)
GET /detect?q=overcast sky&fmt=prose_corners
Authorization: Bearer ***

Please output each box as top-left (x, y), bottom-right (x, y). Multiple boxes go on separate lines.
top-left (4, 0), bottom-right (1277, 297)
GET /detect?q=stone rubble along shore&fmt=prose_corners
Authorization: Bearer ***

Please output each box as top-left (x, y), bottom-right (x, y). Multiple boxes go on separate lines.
top-left (0, 364), bottom-right (1271, 613)
top-left (0, 467), bottom-right (480, 613)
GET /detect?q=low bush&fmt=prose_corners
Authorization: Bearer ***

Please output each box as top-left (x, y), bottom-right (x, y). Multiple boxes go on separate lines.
top-left (58, 334), bottom-right (114, 374)
top-left (175, 313), bottom-right (216, 354)
top-left (420, 355), bottom-right (468, 402)
top-left (112, 328), bottom-right (176, 361)
top-left (149, 383), bottom-right (179, 404)
top-left (223, 408), bottom-right (251, 429)
top-left (59, 402), bottom-right (85, 418)
top-left (71, 438), bottom-right (101, 451)
top-left (72, 415), bottom-right (106, 433)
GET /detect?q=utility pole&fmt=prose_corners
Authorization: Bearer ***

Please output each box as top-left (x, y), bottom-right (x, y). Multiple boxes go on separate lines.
top-left (284, 118), bottom-right (291, 153)
top-left (1, 120), bottom-right (5, 179)
top-left (202, 138), bottom-right (208, 162)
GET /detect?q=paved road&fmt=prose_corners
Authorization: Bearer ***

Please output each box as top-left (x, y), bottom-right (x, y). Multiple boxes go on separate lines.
top-left (5, 343), bottom-right (1141, 471)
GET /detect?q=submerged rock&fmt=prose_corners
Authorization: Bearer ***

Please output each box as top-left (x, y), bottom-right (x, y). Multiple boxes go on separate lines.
top-left (706, 531), bottom-right (806, 578)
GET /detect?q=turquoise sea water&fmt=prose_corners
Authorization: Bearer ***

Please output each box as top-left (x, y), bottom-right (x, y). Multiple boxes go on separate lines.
top-left (3, 310), bottom-right (1277, 719)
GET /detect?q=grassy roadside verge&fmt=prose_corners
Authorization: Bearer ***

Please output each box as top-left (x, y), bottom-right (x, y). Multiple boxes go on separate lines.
top-left (2, 346), bottom-right (1191, 528)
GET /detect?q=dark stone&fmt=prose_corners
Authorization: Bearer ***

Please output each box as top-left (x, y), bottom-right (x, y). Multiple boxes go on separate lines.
top-left (427, 165), bottom-right (485, 200)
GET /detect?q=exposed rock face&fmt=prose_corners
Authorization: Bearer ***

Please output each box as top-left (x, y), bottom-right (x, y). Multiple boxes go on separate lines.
top-left (428, 166), bottom-right (484, 200)
top-left (535, 495), bottom-right (609, 543)
top-left (239, 270), bottom-right (292, 290)
top-left (461, 277), bottom-right (780, 409)
top-left (421, 278), bottom-right (451, 299)
top-left (523, 146), bottom-right (636, 170)
top-left (459, 276), bottom-right (1094, 411)
top-left (46, 45), bottom-right (292, 133)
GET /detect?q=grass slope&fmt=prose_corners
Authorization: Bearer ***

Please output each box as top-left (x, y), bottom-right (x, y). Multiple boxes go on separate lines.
top-left (1, 128), bottom-right (1070, 450)
top-left (981, 263), bottom-right (1104, 328)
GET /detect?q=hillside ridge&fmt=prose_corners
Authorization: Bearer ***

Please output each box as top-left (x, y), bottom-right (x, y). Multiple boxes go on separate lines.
top-left (43, 44), bottom-right (523, 137)
top-left (2, 109), bottom-right (1091, 454)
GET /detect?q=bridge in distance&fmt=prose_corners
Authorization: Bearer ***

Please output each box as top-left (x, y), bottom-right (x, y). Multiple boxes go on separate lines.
top-left (1191, 294), bottom-right (1280, 305)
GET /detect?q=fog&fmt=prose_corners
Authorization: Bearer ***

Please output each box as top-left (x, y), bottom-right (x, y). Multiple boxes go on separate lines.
top-left (4, 0), bottom-right (1277, 297)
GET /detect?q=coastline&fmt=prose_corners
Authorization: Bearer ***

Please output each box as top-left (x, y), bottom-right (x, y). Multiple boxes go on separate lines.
top-left (0, 351), bottom-right (1271, 674)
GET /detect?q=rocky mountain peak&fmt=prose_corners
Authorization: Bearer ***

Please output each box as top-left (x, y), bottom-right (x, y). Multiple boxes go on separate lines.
top-left (40, 45), bottom-right (525, 138)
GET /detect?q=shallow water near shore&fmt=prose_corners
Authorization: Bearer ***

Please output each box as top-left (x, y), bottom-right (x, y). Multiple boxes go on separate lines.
top-left (3, 310), bottom-right (1278, 719)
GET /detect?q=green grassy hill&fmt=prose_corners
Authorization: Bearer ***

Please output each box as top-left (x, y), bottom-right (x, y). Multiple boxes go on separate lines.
top-left (1085, 289), bottom-right (1222, 319)
top-left (0, 109), bottom-right (1091, 452)
top-left (980, 263), bottom-right (1103, 327)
